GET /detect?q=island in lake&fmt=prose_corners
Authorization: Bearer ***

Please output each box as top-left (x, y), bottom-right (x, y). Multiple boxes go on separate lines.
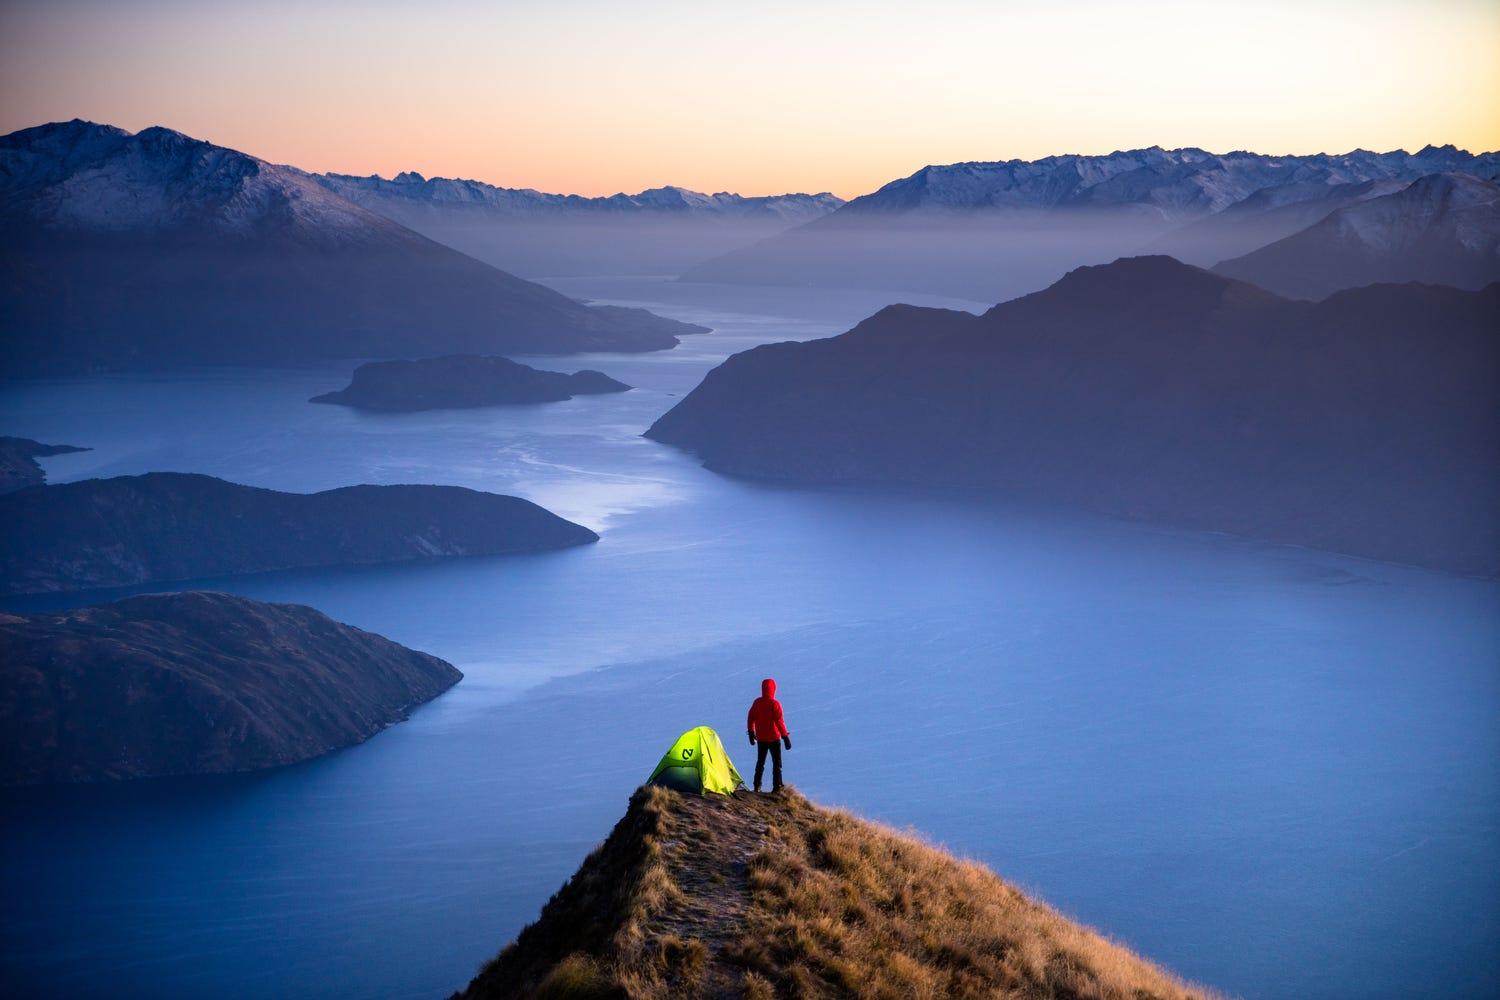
top-left (311, 354), bottom-right (631, 412)
top-left (0, 591), bottom-right (462, 785)
top-left (0, 472), bottom-right (598, 595)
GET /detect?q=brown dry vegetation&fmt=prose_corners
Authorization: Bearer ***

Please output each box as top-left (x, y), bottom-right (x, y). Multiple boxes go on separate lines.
top-left (455, 786), bottom-right (1221, 1000)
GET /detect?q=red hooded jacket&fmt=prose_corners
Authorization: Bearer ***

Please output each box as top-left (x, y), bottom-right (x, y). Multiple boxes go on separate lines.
top-left (747, 678), bottom-right (790, 742)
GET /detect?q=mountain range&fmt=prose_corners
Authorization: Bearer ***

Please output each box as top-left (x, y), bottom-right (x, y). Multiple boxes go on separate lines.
top-left (316, 170), bottom-right (844, 277)
top-left (649, 256), bottom-right (1500, 576)
top-left (0, 120), bottom-right (704, 375)
top-left (317, 171), bottom-right (842, 222)
top-left (682, 145), bottom-right (1500, 301)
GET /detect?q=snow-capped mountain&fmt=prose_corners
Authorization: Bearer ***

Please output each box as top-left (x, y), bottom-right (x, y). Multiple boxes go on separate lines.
top-left (313, 171), bottom-right (844, 277)
top-left (683, 145), bottom-right (1500, 300)
top-left (0, 119), bottom-right (423, 247)
top-left (0, 120), bottom-right (704, 375)
top-left (836, 145), bottom-right (1500, 221)
top-left (1214, 172), bottom-right (1500, 299)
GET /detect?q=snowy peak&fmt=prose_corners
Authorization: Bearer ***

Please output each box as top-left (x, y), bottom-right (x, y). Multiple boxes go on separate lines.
top-left (0, 120), bottom-right (420, 249)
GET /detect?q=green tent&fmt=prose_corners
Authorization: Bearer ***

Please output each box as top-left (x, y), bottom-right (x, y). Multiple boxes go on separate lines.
top-left (647, 726), bottom-right (745, 796)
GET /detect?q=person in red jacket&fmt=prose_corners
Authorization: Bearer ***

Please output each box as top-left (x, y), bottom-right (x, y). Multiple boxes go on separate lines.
top-left (746, 677), bottom-right (791, 793)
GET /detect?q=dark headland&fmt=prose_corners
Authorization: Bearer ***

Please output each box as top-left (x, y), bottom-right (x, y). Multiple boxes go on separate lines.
top-left (0, 436), bottom-right (89, 494)
top-left (0, 591), bottom-right (462, 785)
top-left (648, 256), bottom-right (1500, 576)
top-left (311, 355), bottom-right (631, 412)
top-left (0, 472), bottom-right (598, 595)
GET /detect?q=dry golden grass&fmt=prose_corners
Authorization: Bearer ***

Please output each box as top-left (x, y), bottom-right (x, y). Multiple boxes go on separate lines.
top-left (727, 790), bottom-right (1219, 1000)
top-left (456, 786), bottom-right (1222, 1000)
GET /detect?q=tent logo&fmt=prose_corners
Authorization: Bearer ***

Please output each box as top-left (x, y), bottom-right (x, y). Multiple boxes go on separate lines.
top-left (681, 748), bottom-right (694, 760)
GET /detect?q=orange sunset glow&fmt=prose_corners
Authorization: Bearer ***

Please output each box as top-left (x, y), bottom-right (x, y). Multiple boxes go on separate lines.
top-left (3, 0), bottom-right (1497, 198)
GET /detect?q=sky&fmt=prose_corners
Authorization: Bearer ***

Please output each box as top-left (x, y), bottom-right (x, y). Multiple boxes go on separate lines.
top-left (2, 0), bottom-right (1497, 199)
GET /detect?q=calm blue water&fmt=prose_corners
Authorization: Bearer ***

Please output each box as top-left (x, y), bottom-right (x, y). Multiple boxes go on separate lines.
top-left (2, 278), bottom-right (1497, 1000)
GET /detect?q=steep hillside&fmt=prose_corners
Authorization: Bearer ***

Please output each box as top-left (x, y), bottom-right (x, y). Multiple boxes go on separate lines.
top-left (0, 473), bottom-right (598, 595)
top-left (649, 257), bottom-right (1500, 576)
top-left (0, 591), bottom-right (461, 785)
top-left (457, 786), bottom-right (1215, 999)
top-left (1213, 173), bottom-right (1500, 298)
top-left (0, 121), bottom-right (704, 375)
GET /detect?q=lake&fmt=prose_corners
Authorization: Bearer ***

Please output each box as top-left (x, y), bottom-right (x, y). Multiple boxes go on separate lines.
top-left (1, 277), bottom-right (1496, 999)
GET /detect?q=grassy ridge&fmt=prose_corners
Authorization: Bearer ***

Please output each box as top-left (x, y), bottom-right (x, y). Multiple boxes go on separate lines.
top-left (457, 787), bottom-right (1219, 999)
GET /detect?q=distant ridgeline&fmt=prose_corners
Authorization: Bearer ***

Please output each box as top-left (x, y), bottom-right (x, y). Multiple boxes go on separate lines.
top-left (650, 256), bottom-right (1500, 576)
top-left (683, 145), bottom-right (1500, 301)
top-left (0, 436), bottom-right (88, 494)
top-left (315, 171), bottom-right (845, 277)
top-left (0, 121), bottom-right (706, 376)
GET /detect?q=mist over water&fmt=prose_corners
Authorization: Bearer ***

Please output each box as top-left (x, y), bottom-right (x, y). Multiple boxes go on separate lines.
top-left (1, 279), bottom-right (1496, 1000)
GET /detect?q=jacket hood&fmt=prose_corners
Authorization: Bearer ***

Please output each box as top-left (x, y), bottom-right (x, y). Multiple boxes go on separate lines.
top-left (761, 678), bottom-right (776, 698)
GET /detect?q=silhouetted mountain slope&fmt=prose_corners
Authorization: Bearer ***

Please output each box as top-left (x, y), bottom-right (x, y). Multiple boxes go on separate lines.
top-left (650, 257), bottom-right (1500, 575)
top-left (0, 473), bottom-right (598, 595)
top-left (457, 786), bottom-right (1215, 999)
top-left (0, 121), bottom-right (704, 375)
top-left (0, 591), bottom-right (461, 785)
top-left (316, 171), bottom-right (843, 277)
top-left (682, 145), bottom-right (1500, 300)
top-left (0, 436), bottom-right (87, 493)
top-left (1213, 173), bottom-right (1500, 298)
top-left (311, 355), bottom-right (630, 412)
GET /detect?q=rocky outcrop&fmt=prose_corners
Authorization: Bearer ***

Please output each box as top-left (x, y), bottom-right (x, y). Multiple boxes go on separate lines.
top-left (457, 786), bottom-right (1213, 999)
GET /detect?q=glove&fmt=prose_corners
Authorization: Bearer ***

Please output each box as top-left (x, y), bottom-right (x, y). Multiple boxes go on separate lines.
top-left (747, 731), bottom-right (756, 746)
top-left (782, 735), bottom-right (792, 751)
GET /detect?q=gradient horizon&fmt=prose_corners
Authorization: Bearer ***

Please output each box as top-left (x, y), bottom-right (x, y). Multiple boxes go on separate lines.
top-left (3, 0), bottom-right (1497, 199)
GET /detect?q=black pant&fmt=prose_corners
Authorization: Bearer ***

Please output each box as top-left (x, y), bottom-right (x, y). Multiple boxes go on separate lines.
top-left (754, 739), bottom-right (783, 791)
